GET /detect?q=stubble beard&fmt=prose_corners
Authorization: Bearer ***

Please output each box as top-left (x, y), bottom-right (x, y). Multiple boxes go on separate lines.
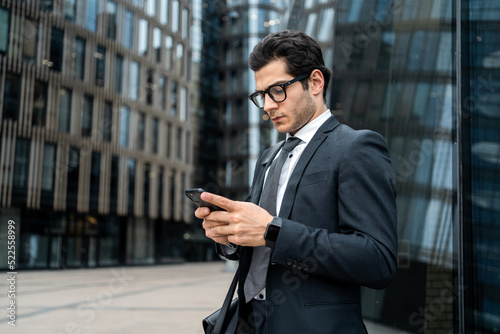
top-left (287, 91), bottom-right (318, 135)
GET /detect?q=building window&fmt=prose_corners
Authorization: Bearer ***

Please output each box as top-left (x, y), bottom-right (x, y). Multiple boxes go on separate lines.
top-left (66, 147), bottom-right (79, 209)
top-left (32, 80), bottom-right (48, 127)
top-left (436, 32), bottom-right (452, 72)
top-left (180, 86), bottom-right (187, 121)
top-left (87, 0), bottom-right (98, 31)
top-left (317, 8), bottom-right (334, 43)
top-left (143, 163), bottom-right (151, 217)
top-left (182, 8), bottom-right (189, 40)
top-left (165, 35), bottom-right (173, 70)
top-left (109, 156), bottom-right (119, 215)
top-left (137, 112), bottom-right (145, 150)
top-left (145, 0), bottom-right (156, 17)
top-left (2, 73), bottom-right (21, 121)
top-left (169, 169), bottom-right (176, 219)
top-left (22, 19), bottom-right (37, 63)
top-left (64, 0), bottom-right (77, 21)
top-left (185, 132), bottom-right (191, 164)
top-left (89, 152), bottom-right (100, 212)
top-left (166, 123), bottom-right (172, 158)
top-left (176, 128), bottom-right (182, 161)
top-left (102, 101), bottom-right (112, 142)
top-left (153, 28), bottom-right (161, 63)
top-left (157, 166), bottom-right (164, 217)
top-left (95, 45), bottom-right (105, 87)
top-left (58, 88), bottom-right (72, 133)
top-left (119, 106), bottom-right (130, 147)
top-left (171, 81), bottom-right (177, 117)
top-left (146, 69), bottom-right (153, 105)
top-left (0, 7), bottom-right (8, 53)
top-left (152, 118), bottom-right (159, 154)
top-left (49, 28), bottom-right (63, 71)
top-left (123, 10), bottom-right (134, 49)
top-left (114, 54), bottom-right (123, 93)
top-left (347, 0), bottom-right (363, 22)
top-left (106, 1), bottom-right (117, 39)
top-left (41, 143), bottom-right (56, 192)
top-left (40, 0), bottom-right (53, 11)
top-left (13, 138), bottom-right (30, 189)
top-left (159, 75), bottom-right (166, 110)
top-left (138, 19), bottom-right (148, 55)
top-left (159, 0), bottom-right (168, 25)
top-left (74, 37), bottom-right (86, 80)
top-left (129, 60), bottom-right (139, 101)
top-left (127, 159), bottom-right (135, 214)
top-left (172, 0), bottom-right (179, 33)
top-left (175, 43), bottom-right (184, 76)
top-left (81, 95), bottom-right (93, 137)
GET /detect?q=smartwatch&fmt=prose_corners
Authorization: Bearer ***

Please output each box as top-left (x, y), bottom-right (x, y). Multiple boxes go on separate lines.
top-left (264, 217), bottom-right (282, 249)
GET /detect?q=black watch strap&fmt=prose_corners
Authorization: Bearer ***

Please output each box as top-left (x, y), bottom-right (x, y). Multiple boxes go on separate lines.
top-left (264, 217), bottom-right (282, 249)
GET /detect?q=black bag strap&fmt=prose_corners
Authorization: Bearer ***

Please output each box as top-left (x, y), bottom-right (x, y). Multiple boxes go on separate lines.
top-left (213, 267), bottom-right (239, 334)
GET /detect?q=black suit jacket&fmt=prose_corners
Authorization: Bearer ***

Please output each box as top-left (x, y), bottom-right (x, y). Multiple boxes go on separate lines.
top-left (223, 115), bottom-right (398, 333)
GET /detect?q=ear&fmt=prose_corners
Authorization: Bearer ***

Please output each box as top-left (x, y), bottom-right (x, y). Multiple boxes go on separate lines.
top-left (309, 69), bottom-right (325, 97)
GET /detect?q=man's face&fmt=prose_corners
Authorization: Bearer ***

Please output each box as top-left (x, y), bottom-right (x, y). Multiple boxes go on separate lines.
top-left (254, 60), bottom-right (318, 135)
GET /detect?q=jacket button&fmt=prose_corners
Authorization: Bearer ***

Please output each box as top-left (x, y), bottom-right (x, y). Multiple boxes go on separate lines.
top-left (303, 265), bottom-right (310, 271)
top-left (297, 263), bottom-right (303, 270)
top-left (286, 258), bottom-right (293, 266)
top-left (292, 260), bottom-right (298, 268)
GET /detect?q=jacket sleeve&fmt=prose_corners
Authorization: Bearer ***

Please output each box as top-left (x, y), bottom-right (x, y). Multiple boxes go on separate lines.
top-left (270, 131), bottom-right (398, 289)
top-left (215, 243), bottom-right (240, 261)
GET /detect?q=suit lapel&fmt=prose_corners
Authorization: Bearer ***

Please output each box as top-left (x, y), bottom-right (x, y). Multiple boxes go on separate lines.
top-left (279, 115), bottom-right (340, 218)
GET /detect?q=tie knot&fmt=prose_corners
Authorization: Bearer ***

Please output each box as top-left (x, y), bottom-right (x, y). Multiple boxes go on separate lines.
top-left (282, 137), bottom-right (301, 152)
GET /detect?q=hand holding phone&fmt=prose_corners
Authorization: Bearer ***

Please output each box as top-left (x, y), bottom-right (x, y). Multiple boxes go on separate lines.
top-left (185, 188), bottom-right (224, 211)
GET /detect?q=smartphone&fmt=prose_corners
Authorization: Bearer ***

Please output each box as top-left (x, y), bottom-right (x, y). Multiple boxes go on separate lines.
top-left (185, 188), bottom-right (224, 211)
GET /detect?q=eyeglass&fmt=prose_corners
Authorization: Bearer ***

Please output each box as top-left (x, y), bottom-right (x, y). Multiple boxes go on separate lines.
top-left (248, 73), bottom-right (310, 109)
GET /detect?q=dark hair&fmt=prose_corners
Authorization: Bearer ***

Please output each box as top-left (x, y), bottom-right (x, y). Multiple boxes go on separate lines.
top-left (248, 30), bottom-right (332, 100)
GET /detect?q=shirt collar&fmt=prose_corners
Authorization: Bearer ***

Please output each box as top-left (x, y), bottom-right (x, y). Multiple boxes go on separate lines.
top-left (286, 110), bottom-right (332, 144)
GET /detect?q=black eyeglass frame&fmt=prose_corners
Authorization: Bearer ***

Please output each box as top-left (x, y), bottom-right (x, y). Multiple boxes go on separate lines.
top-left (248, 73), bottom-right (311, 109)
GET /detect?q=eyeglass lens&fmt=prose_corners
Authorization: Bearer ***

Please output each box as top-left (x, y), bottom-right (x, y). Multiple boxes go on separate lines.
top-left (252, 86), bottom-right (285, 108)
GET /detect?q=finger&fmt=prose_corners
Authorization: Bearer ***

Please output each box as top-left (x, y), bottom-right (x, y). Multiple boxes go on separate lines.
top-left (202, 220), bottom-right (228, 231)
top-left (201, 192), bottom-right (236, 212)
top-left (203, 224), bottom-right (229, 244)
top-left (212, 224), bottom-right (232, 237)
top-left (194, 206), bottom-right (210, 219)
top-left (212, 236), bottom-right (229, 244)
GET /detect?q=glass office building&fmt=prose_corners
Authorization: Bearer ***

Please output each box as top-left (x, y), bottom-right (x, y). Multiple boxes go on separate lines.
top-left (0, 0), bottom-right (195, 267)
top-left (214, 0), bottom-right (499, 332)
top-left (0, 0), bottom-right (499, 332)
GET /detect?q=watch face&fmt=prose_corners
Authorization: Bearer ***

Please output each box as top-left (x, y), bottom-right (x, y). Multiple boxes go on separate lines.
top-left (265, 219), bottom-right (281, 248)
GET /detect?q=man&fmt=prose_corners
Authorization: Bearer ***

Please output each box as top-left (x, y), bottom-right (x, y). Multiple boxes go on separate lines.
top-left (195, 30), bottom-right (398, 334)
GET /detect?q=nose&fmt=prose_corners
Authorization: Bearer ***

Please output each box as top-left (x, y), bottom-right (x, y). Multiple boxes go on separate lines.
top-left (263, 93), bottom-right (278, 111)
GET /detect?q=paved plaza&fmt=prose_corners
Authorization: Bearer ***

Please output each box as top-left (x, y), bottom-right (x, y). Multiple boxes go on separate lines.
top-left (1, 262), bottom-right (407, 334)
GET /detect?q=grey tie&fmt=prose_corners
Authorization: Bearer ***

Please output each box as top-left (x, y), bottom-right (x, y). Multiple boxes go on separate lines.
top-left (244, 137), bottom-right (301, 302)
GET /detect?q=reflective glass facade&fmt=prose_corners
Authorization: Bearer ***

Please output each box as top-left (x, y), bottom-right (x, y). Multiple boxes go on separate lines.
top-left (210, 0), bottom-right (499, 332)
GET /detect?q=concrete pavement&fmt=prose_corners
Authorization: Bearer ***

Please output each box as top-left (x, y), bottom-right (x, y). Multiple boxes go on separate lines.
top-left (1, 262), bottom-right (408, 334)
